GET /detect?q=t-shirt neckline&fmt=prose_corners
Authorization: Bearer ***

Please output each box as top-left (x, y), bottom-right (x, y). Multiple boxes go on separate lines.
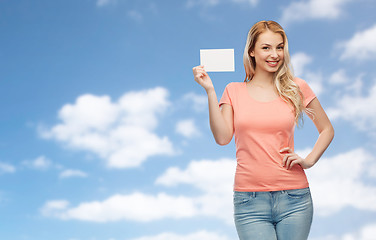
top-left (243, 82), bottom-right (281, 104)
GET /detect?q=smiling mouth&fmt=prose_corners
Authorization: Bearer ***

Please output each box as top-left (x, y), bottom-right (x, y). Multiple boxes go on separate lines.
top-left (266, 61), bottom-right (279, 67)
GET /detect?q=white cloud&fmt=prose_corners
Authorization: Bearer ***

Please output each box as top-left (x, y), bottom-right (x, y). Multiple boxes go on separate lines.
top-left (22, 155), bottom-right (51, 170)
top-left (303, 71), bottom-right (323, 96)
top-left (42, 158), bottom-right (236, 224)
top-left (156, 158), bottom-right (236, 223)
top-left (40, 200), bottom-right (70, 218)
top-left (291, 52), bottom-right (312, 77)
top-left (280, 0), bottom-right (351, 25)
top-left (291, 52), bottom-right (323, 96)
top-left (183, 92), bottom-right (207, 112)
top-left (327, 81), bottom-right (376, 131)
top-left (41, 192), bottom-right (198, 222)
top-left (329, 69), bottom-right (364, 96)
top-left (306, 148), bottom-right (376, 216)
top-left (329, 69), bottom-right (348, 85)
top-left (156, 158), bottom-right (235, 194)
top-left (0, 162), bottom-right (16, 174)
top-left (358, 223), bottom-right (376, 240)
top-left (43, 145), bottom-right (376, 224)
top-left (344, 74), bottom-right (363, 95)
top-left (130, 230), bottom-right (230, 240)
top-left (339, 24), bottom-right (376, 61)
top-left (41, 148), bottom-right (376, 223)
top-left (175, 119), bottom-right (200, 138)
top-left (40, 87), bottom-right (175, 168)
top-left (309, 222), bottom-right (376, 240)
top-left (59, 169), bottom-right (88, 179)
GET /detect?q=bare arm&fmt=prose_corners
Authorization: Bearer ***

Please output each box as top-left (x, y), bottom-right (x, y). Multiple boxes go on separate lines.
top-left (282, 97), bottom-right (334, 169)
top-left (303, 97), bottom-right (335, 168)
top-left (192, 66), bottom-right (234, 145)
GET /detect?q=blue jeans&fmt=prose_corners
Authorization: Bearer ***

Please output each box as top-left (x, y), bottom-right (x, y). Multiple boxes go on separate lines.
top-left (234, 187), bottom-right (313, 240)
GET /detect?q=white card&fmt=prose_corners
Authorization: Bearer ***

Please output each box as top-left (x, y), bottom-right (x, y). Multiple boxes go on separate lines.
top-left (200, 49), bottom-right (235, 72)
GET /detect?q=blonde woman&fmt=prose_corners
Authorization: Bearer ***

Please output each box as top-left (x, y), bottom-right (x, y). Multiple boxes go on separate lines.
top-left (192, 20), bottom-right (334, 240)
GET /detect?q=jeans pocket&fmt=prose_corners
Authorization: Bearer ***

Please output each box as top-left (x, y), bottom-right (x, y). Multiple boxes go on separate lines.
top-left (233, 192), bottom-right (254, 206)
top-left (286, 187), bottom-right (310, 199)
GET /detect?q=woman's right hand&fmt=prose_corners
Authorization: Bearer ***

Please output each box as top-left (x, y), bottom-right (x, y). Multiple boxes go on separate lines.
top-left (192, 65), bottom-right (214, 92)
top-left (192, 66), bottom-right (234, 145)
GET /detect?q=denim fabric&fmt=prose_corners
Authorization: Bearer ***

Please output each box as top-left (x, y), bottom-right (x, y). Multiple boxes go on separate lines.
top-left (234, 187), bottom-right (313, 240)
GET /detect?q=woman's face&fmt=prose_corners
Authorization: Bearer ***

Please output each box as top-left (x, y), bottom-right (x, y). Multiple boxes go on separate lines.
top-left (250, 30), bottom-right (284, 74)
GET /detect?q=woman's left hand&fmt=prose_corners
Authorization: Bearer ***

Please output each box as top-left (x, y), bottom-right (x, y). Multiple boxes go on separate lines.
top-left (280, 147), bottom-right (313, 169)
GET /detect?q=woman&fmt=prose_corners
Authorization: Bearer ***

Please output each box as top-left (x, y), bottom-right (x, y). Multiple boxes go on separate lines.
top-left (192, 20), bottom-right (334, 240)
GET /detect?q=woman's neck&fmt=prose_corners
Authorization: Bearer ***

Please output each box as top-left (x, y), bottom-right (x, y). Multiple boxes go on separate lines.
top-left (251, 71), bottom-right (274, 87)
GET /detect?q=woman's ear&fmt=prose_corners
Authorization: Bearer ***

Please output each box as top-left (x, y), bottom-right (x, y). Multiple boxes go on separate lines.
top-left (250, 51), bottom-right (255, 57)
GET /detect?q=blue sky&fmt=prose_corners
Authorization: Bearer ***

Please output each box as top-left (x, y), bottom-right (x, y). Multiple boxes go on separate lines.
top-left (1, 0), bottom-right (376, 239)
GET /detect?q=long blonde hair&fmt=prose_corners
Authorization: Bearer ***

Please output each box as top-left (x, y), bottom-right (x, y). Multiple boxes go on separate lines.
top-left (243, 20), bottom-right (305, 124)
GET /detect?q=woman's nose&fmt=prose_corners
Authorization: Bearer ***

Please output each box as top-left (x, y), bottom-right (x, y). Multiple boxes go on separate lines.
top-left (270, 49), bottom-right (278, 58)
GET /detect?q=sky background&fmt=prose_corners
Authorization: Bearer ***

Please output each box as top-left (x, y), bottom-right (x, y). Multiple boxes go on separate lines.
top-left (1, 0), bottom-right (376, 239)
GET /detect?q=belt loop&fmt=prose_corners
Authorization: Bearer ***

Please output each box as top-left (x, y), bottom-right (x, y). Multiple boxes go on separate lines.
top-left (252, 192), bottom-right (256, 198)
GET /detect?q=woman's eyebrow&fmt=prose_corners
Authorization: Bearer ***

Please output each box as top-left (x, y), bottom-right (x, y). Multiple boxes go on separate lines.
top-left (260, 42), bottom-right (284, 46)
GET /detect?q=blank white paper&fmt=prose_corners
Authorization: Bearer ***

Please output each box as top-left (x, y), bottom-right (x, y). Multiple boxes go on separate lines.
top-left (200, 49), bottom-right (235, 72)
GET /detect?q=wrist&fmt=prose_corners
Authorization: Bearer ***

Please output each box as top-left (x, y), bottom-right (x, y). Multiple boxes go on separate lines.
top-left (301, 158), bottom-right (315, 169)
top-left (206, 87), bottom-right (215, 95)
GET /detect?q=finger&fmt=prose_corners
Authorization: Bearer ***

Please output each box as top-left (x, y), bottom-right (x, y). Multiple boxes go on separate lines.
top-left (193, 66), bottom-right (204, 74)
top-left (193, 68), bottom-right (201, 74)
top-left (285, 156), bottom-right (292, 169)
top-left (195, 68), bottom-right (206, 75)
top-left (285, 155), bottom-right (298, 169)
top-left (279, 147), bottom-right (292, 153)
top-left (282, 153), bottom-right (293, 167)
top-left (282, 154), bottom-right (287, 167)
top-left (193, 65), bottom-right (204, 69)
top-left (194, 75), bottom-right (203, 82)
top-left (197, 68), bottom-right (207, 75)
top-left (288, 157), bottom-right (302, 169)
top-left (289, 159), bottom-right (299, 169)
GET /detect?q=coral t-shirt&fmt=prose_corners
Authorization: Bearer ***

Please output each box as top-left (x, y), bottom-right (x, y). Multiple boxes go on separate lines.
top-left (219, 77), bottom-right (316, 192)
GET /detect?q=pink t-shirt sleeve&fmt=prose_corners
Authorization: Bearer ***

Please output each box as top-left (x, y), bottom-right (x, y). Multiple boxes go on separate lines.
top-left (295, 77), bottom-right (316, 107)
top-left (219, 83), bottom-right (233, 107)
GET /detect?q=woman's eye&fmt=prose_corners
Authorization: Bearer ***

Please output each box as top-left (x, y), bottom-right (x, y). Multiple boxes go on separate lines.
top-left (277, 46), bottom-right (284, 50)
top-left (262, 47), bottom-right (269, 50)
